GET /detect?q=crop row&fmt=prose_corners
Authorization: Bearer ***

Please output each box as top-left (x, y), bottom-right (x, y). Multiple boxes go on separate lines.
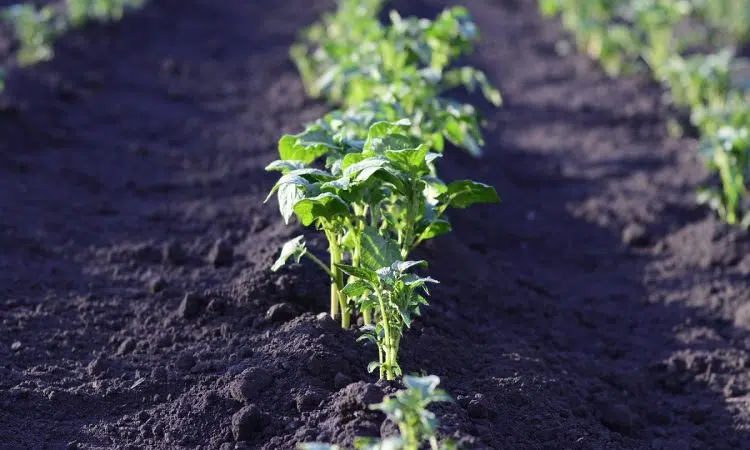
top-left (265, 0), bottom-right (501, 448)
top-left (0, 0), bottom-right (146, 91)
top-left (540, 0), bottom-right (750, 227)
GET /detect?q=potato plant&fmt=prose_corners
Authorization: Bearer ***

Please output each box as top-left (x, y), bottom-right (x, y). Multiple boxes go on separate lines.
top-left (298, 375), bottom-right (459, 450)
top-left (2, 0), bottom-right (145, 69)
top-left (540, 0), bottom-right (750, 228)
top-left (339, 260), bottom-right (437, 380)
top-left (267, 120), bottom-right (498, 330)
top-left (268, 0), bottom-right (500, 381)
top-left (291, 0), bottom-right (501, 157)
top-left (697, 126), bottom-right (750, 227)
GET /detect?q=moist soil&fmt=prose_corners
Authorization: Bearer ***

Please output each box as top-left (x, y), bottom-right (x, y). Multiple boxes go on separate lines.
top-left (1, 0), bottom-right (750, 449)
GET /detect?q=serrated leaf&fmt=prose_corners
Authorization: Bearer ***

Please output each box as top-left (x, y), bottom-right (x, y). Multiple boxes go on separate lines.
top-left (271, 236), bottom-right (307, 271)
top-left (442, 180), bottom-right (500, 208)
top-left (293, 192), bottom-right (349, 226)
top-left (360, 226), bottom-right (400, 270)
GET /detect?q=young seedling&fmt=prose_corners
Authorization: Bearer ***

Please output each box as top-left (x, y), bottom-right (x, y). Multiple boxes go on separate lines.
top-left (298, 375), bottom-right (458, 450)
top-left (339, 260), bottom-right (437, 380)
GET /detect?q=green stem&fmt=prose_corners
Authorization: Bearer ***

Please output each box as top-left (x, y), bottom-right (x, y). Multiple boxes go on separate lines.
top-left (377, 290), bottom-right (395, 380)
top-left (325, 227), bottom-right (349, 327)
top-left (303, 252), bottom-right (334, 278)
top-left (400, 188), bottom-right (418, 259)
top-left (378, 342), bottom-right (384, 380)
top-left (716, 151), bottom-right (739, 224)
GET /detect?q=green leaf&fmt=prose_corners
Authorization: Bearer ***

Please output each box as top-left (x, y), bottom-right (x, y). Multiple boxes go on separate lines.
top-left (391, 260), bottom-right (427, 273)
top-left (343, 157), bottom-right (405, 188)
top-left (293, 192), bottom-right (349, 226)
top-left (367, 361), bottom-right (381, 373)
top-left (442, 180), bottom-right (500, 208)
top-left (285, 168), bottom-right (336, 182)
top-left (271, 235), bottom-right (307, 271)
top-left (267, 175), bottom-right (312, 224)
top-left (419, 219), bottom-right (452, 240)
top-left (363, 119), bottom-right (412, 152)
top-left (360, 226), bottom-right (400, 270)
top-left (341, 152), bottom-right (369, 170)
top-left (403, 374), bottom-right (441, 397)
top-left (265, 160), bottom-right (307, 173)
top-left (342, 279), bottom-right (373, 297)
top-left (342, 157), bottom-right (389, 178)
top-left (376, 266), bottom-right (397, 284)
top-left (279, 128), bottom-right (338, 164)
top-left (336, 263), bottom-right (378, 283)
top-left (384, 143), bottom-right (430, 174)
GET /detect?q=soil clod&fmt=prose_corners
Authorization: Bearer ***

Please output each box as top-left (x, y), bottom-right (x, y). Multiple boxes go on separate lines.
top-left (231, 405), bottom-right (268, 442)
top-left (229, 367), bottom-right (273, 403)
top-left (208, 240), bottom-right (234, 267)
top-left (178, 292), bottom-right (206, 319)
top-left (265, 302), bottom-right (299, 323)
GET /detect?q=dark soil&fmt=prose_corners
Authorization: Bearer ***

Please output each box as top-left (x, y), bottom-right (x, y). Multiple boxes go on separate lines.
top-left (2, 0), bottom-right (750, 449)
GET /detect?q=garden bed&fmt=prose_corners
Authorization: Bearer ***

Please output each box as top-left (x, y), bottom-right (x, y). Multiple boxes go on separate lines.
top-left (1, 0), bottom-right (749, 448)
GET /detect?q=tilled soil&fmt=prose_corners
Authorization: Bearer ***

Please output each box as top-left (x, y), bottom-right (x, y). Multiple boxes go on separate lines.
top-left (1, 0), bottom-right (750, 449)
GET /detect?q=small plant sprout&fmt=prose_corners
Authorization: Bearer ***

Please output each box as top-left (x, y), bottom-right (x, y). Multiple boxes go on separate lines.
top-left (339, 261), bottom-right (437, 380)
top-left (298, 375), bottom-right (458, 450)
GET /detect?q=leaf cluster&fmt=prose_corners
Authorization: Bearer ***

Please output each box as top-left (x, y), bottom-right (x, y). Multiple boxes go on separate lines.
top-left (291, 0), bottom-right (501, 157)
top-left (298, 376), bottom-right (459, 450)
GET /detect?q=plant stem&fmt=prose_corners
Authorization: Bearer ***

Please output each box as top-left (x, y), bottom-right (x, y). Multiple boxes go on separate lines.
top-left (377, 289), bottom-right (395, 380)
top-left (324, 228), bottom-right (348, 326)
top-left (400, 188), bottom-right (418, 258)
top-left (303, 252), bottom-right (335, 278)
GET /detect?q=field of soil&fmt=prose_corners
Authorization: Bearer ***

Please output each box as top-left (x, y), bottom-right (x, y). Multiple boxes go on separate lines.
top-left (1, 0), bottom-right (750, 449)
